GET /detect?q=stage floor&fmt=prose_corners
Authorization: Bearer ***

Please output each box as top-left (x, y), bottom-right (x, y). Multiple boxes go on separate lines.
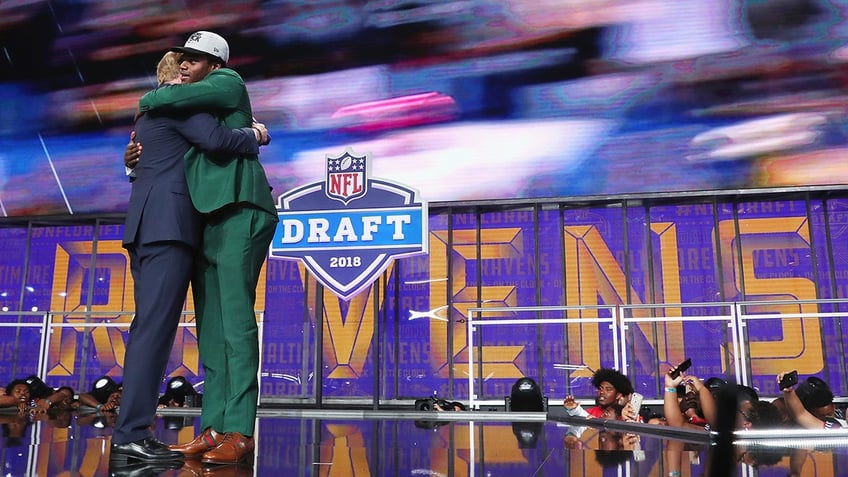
top-left (1, 407), bottom-right (846, 476)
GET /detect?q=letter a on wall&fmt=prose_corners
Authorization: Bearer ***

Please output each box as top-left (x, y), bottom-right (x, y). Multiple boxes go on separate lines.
top-left (269, 148), bottom-right (428, 300)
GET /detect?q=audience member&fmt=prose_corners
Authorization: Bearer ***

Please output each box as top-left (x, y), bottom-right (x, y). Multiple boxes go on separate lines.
top-left (563, 368), bottom-right (634, 420)
top-left (778, 372), bottom-right (845, 429)
top-left (736, 384), bottom-right (759, 416)
top-left (0, 379), bottom-right (31, 414)
top-left (663, 371), bottom-right (716, 430)
top-left (737, 400), bottom-right (784, 430)
top-left (769, 396), bottom-right (795, 427)
top-left (24, 376), bottom-right (76, 412)
top-left (77, 376), bottom-right (122, 412)
top-left (794, 376), bottom-right (845, 425)
top-left (679, 388), bottom-right (707, 427)
top-left (54, 386), bottom-right (76, 409)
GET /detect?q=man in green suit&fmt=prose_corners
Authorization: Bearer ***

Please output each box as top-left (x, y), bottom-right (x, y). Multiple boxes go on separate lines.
top-left (134, 31), bottom-right (277, 465)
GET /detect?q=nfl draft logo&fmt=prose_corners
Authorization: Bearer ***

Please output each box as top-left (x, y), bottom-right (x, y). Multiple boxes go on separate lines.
top-left (269, 148), bottom-right (428, 300)
top-left (326, 152), bottom-right (366, 204)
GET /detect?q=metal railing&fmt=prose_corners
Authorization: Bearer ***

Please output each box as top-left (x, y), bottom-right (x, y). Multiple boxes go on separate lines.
top-left (0, 309), bottom-right (265, 393)
top-left (466, 299), bottom-right (848, 409)
top-left (4, 297), bottom-right (848, 407)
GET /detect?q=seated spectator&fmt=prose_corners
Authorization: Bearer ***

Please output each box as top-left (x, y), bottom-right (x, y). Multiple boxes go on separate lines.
top-left (158, 376), bottom-right (200, 408)
top-left (0, 380), bottom-right (31, 414)
top-left (778, 372), bottom-right (845, 429)
top-left (77, 375), bottom-right (121, 412)
top-left (563, 368), bottom-right (634, 420)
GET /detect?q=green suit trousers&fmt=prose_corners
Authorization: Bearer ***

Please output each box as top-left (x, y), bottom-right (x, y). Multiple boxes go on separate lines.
top-left (194, 204), bottom-right (277, 436)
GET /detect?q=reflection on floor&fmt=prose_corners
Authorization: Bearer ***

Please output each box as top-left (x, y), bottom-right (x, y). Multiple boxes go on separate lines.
top-left (1, 408), bottom-right (847, 476)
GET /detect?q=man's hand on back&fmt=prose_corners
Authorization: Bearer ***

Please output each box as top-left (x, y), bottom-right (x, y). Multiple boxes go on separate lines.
top-left (252, 121), bottom-right (271, 146)
top-left (125, 131), bottom-right (142, 169)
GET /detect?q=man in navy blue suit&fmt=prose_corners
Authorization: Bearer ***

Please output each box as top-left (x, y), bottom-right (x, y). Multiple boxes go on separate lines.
top-left (110, 52), bottom-right (270, 465)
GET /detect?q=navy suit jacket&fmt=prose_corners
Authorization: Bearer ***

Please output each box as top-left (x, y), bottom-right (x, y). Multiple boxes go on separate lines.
top-left (122, 111), bottom-right (259, 249)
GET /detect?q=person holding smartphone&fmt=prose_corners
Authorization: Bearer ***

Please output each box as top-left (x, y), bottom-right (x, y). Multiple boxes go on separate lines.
top-left (662, 361), bottom-right (717, 431)
top-left (563, 368), bottom-right (634, 419)
top-left (778, 371), bottom-right (845, 429)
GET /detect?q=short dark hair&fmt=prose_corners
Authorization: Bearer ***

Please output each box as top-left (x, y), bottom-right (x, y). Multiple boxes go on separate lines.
top-left (746, 400), bottom-right (783, 429)
top-left (736, 384), bottom-right (759, 404)
top-left (591, 368), bottom-right (633, 395)
top-left (796, 377), bottom-right (833, 410)
top-left (5, 379), bottom-right (29, 396)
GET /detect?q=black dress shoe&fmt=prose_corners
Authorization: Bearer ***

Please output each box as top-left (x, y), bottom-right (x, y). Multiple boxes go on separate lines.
top-left (110, 437), bottom-right (185, 463)
top-left (109, 460), bottom-right (183, 476)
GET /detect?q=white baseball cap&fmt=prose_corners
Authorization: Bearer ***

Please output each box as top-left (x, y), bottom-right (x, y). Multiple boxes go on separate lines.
top-left (171, 31), bottom-right (229, 65)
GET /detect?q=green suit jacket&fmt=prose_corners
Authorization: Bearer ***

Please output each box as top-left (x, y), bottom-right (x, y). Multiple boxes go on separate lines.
top-left (138, 68), bottom-right (277, 215)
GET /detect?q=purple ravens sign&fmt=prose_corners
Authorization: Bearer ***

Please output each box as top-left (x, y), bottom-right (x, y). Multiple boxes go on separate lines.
top-left (269, 148), bottom-right (428, 300)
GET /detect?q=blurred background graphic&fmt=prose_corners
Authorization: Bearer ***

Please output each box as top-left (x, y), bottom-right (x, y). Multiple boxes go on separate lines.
top-left (3, 0), bottom-right (848, 216)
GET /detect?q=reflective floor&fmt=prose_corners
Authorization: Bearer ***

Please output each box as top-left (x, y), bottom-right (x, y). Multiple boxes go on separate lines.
top-left (2, 407), bottom-right (847, 476)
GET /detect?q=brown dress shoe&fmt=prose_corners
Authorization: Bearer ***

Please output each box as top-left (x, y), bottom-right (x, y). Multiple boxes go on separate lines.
top-left (169, 428), bottom-right (222, 459)
top-left (201, 432), bottom-right (254, 465)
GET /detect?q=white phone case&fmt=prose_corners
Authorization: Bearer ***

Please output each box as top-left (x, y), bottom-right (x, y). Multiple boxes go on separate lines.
top-left (630, 392), bottom-right (644, 417)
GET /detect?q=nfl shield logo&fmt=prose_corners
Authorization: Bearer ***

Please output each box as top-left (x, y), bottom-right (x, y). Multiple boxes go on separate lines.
top-left (270, 147), bottom-right (428, 301)
top-left (326, 149), bottom-right (367, 205)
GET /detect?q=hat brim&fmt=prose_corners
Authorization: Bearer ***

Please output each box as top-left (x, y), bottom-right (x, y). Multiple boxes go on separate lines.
top-left (169, 46), bottom-right (226, 65)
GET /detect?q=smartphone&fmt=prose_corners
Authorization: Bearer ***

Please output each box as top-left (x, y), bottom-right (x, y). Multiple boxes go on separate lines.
top-left (669, 358), bottom-right (692, 379)
top-left (629, 392), bottom-right (644, 417)
top-left (779, 370), bottom-right (799, 389)
top-left (633, 443), bottom-right (645, 462)
top-left (628, 432), bottom-right (645, 461)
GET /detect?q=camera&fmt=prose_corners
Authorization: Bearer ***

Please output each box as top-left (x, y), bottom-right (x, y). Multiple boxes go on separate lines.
top-left (414, 396), bottom-right (463, 411)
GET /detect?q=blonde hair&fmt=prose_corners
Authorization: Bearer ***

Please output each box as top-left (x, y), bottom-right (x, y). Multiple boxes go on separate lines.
top-left (157, 52), bottom-right (181, 84)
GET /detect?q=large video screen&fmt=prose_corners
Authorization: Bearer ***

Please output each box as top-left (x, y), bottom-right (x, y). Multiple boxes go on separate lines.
top-left (2, 0), bottom-right (848, 217)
